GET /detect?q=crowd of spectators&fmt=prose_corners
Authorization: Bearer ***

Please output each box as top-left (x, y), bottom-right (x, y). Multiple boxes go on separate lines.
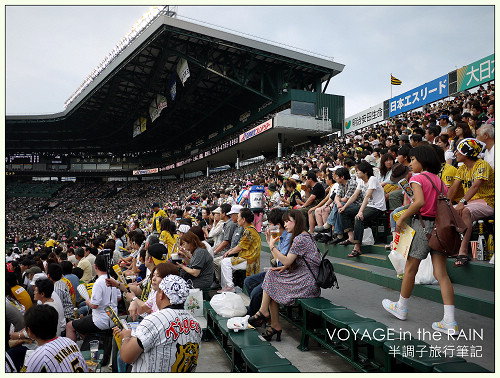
top-left (5, 82), bottom-right (494, 372)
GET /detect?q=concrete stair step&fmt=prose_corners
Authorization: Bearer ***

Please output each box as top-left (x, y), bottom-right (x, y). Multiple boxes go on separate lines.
top-left (327, 255), bottom-right (494, 319)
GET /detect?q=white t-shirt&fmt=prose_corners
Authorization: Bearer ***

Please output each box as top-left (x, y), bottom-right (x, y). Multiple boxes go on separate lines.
top-left (483, 145), bottom-right (494, 170)
top-left (38, 293), bottom-right (66, 336)
top-left (90, 275), bottom-right (121, 330)
top-left (46, 300), bottom-right (65, 336)
top-left (356, 176), bottom-right (387, 211)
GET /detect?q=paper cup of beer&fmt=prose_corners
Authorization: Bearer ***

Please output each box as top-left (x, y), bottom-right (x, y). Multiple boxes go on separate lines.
top-left (470, 241), bottom-right (478, 259)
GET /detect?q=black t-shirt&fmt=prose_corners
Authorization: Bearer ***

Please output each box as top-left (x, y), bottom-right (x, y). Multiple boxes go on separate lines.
top-left (311, 182), bottom-right (326, 201)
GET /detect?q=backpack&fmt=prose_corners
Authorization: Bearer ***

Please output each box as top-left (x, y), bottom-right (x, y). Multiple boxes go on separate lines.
top-left (304, 234), bottom-right (339, 290)
top-left (418, 174), bottom-right (468, 257)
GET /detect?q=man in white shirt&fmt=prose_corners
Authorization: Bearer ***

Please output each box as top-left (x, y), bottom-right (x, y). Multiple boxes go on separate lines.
top-left (477, 124), bottom-right (495, 170)
top-left (65, 255), bottom-right (121, 341)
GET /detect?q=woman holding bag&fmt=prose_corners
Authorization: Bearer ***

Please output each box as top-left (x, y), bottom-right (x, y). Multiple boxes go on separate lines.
top-left (382, 144), bottom-right (458, 336)
top-left (248, 210), bottom-right (321, 341)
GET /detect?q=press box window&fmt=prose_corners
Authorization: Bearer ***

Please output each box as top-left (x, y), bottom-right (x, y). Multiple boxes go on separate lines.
top-left (291, 101), bottom-right (315, 117)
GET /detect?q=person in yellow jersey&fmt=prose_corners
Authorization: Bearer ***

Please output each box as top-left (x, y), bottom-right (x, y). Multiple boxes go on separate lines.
top-left (151, 203), bottom-right (167, 235)
top-left (446, 138), bottom-right (494, 268)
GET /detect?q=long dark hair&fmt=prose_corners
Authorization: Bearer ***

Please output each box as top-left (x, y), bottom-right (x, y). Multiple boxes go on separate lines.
top-left (282, 209), bottom-right (306, 244)
top-left (379, 153), bottom-right (394, 178)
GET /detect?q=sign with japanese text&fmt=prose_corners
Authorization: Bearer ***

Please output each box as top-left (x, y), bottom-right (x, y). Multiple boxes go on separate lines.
top-left (344, 103), bottom-right (384, 134)
top-left (389, 75), bottom-right (448, 117)
top-left (239, 119), bottom-right (272, 143)
top-left (457, 54), bottom-right (495, 92)
top-left (149, 94), bottom-right (167, 122)
top-left (140, 117), bottom-right (147, 133)
top-left (177, 58), bottom-right (190, 85)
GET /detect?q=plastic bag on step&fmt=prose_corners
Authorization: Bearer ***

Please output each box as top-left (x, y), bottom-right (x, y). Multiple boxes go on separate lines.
top-left (388, 250), bottom-right (406, 278)
top-left (362, 227), bottom-right (375, 245)
top-left (210, 292), bottom-right (247, 318)
top-left (414, 254), bottom-right (438, 285)
top-left (227, 315), bottom-right (250, 332)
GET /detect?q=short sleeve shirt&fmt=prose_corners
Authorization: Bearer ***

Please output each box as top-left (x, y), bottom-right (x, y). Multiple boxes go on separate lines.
top-left (455, 159), bottom-right (494, 208)
top-left (409, 172), bottom-right (448, 217)
top-left (311, 182), bottom-right (326, 202)
top-left (180, 248), bottom-right (214, 289)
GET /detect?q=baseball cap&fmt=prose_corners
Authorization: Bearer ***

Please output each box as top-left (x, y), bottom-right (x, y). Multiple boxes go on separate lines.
top-left (151, 202), bottom-right (160, 208)
top-left (456, 138), bottom-right (485, 158)
top-left (439, 115), bottom-right (449, 120)
top-left (227, 204), bottom-right (243, 215)
top-left (147, 243), bottom-right (169, 265)
top-left (158, 275), bottom-right (190, 305)
top-left (399, 134), bottom-right (409, 141)
top-left (212, 207), bottom-right (222, 214)
top-left (192, 189), bottom-right (196, 193)
top-left (26, 266), bottom-right (42, 276)
top-left (290, 174), bottom-right (300, 181)
top-left (178, 224), bottom-right (190, 234)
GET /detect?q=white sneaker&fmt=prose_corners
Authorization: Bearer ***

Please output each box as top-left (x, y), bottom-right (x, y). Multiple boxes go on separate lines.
top-left (382, 299), bottom-right (408, 320)
top-left (432, 319), bottom-right (459, 336)
top-left (217, 285), bottom-right (235, 294)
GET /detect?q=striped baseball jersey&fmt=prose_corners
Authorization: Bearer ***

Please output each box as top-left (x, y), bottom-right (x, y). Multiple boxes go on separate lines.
top-left (455, 159), bottom-right (495, 208)
top-left (131, 307), bottom-right (202, 372)
top-left (22, 337), bottom-right (89, 373)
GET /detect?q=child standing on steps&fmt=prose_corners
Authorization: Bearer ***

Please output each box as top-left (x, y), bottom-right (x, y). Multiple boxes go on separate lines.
top-left (382, 144), bottom-right (458, 336)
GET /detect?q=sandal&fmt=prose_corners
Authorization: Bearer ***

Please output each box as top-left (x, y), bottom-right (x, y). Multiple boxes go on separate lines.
top-left (453, 255), bottom-right (470, 268)
top-left (347, 249), bottom-right (361, 257)
top-left (248, 311), bottom-right (269, 328)
top-left (338, 239), bottom-right (353, 246)
top-left (262, 327), bottom-right (282, 341)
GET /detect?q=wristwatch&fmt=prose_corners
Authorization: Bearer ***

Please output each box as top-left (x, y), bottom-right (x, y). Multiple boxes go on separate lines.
top-left (459, 198), bottom-right (468, 205)
top-left (131, 296), bottom-right (138, 302)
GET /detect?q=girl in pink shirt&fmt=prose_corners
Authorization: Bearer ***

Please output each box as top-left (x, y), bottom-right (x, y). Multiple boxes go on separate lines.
top-left (382, 145), bottom-right (458, 336)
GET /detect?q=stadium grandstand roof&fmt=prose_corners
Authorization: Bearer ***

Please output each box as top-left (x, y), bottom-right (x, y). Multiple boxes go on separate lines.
top-left (6, 10), bottom-right (344, 156)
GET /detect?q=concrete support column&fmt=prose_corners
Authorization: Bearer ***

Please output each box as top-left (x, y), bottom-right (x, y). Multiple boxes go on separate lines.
top-left (236, 150), bottom-right (241, 170)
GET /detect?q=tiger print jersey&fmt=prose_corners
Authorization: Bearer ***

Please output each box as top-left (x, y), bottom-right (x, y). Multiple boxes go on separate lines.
top-left (131, 308), bottom-right (202, 372)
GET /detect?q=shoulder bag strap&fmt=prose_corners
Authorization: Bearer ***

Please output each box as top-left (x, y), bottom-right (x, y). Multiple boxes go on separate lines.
top-left (303, 233), bottom-right (321, 281)
top-left (416, 173), bottom-right (444, 239)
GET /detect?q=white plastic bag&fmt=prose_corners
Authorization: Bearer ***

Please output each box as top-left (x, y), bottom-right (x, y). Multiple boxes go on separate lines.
top-left (414, 254), bottom-right (438, 285)
top-left (489, 253), bottom-right (495, 264)
top-left (210, 292), bottom-right (247, 318)
top-left (184, 288), bottom-right (203, 317)
top-left (362, 227), bottom-right (375, 245)
top-left (227, 315), bottom-right (250, 332)
top-left (388, 250), bottom-right (406, 278)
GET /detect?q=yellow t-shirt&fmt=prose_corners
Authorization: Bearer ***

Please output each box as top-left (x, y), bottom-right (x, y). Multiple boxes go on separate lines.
top-left (232, 225), bottom-right (261, 277)
top-left (455, 159), bottom-right (495, 208)
top-left (151, 209), bottom-right (167, 234)
top-left (159, 231), bottom-right (175, 257)
top-left (11, 285), bottom-right (32, 311)
top-left (438, 163), bottom-right (464, 202)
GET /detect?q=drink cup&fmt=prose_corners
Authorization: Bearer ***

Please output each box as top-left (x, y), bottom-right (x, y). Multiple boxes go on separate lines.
top-left (470, 241), bottom-right (478, 259)
top-left (90, 340), bottom-right (99, 360)
top-left (270, 225), bottom-right (280, 239)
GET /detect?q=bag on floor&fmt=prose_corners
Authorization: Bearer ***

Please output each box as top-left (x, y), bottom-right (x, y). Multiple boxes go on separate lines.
top-left (210, 292), bottom-right (247, 318)
top-left (414, 254), bottom-right (438, 285)
top-left (362, 227), bottom-right (375, 245)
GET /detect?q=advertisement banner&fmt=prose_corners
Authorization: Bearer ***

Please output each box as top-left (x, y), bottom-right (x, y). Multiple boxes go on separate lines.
top-left (177, 58), bottom-right (190, 85)
top-left (239, 119), bottom-right (273, 143)
top-left (169, 77), bottom-right (177, 101)
top-left (132, 168), bottom-right (159, 176)
top-left (132, 118), bottom-right (141, 138)
top-left (344, 103), bottom-right (384, 134)
top-left (457, 54), bottom-right (495, 92)
top-left (149, 94), bottom-right (167, 122)
top-left (389, 75), bottom-right (448, 117)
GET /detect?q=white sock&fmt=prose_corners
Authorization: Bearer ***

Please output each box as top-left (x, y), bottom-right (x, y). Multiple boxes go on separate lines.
top-left (443, 305), bottom-right (455, 323)
top-left (398, 295), bottom-right (409, 311)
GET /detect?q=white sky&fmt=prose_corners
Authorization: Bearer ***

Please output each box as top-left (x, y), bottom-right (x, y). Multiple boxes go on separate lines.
top-left (5, 5), bottom-right (494, 118)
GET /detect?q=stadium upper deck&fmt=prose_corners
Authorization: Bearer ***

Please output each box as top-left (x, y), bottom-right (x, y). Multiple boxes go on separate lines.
top-left (6, 9), bottom-right (345, 171)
